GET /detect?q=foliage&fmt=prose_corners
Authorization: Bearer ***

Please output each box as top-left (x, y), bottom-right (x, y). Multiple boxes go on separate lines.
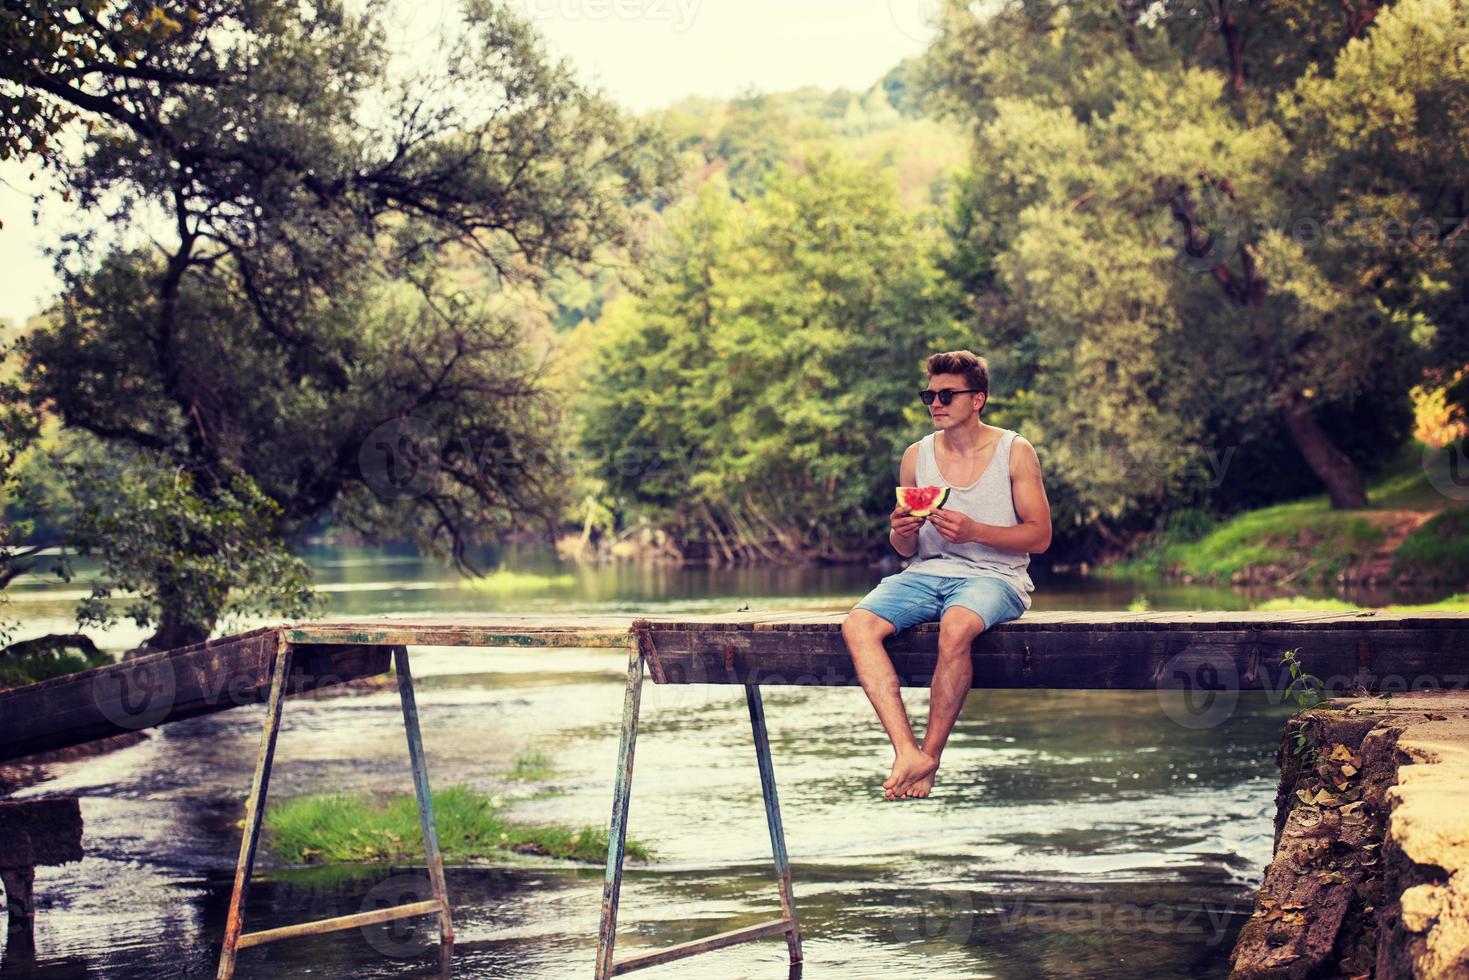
top-left (3, 0), bottom-right (676, 647)
top-left (917, 0), bottom-right (1459, 539)
top-left (0, 632), bottom-right (110, 688)
top-left (40, 435), bottom-right (323, 637)
top-left (1, 0), bottom-right (194, 167)
top-left (1281, 647), bottom-right (1324, 763)
top-left (651, 78), bottom-right (967, 211)
top-left (576, 153), bottom-right (966, 561)
top-left (0, 333), bottom-right (63, 654)
top-left (1109, 495), bottom-right (1385, 585)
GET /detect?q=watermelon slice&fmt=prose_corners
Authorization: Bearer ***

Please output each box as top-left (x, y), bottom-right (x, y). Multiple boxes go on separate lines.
top-left (895, 485), bottom-right (950, 517)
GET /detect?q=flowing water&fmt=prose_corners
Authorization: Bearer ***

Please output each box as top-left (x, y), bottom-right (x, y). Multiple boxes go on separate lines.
top-left (1, 546), bottom-right (1309, 978)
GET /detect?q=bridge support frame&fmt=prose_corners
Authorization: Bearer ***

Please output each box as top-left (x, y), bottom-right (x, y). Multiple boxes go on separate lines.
top-left (215, 637), bottom-right (454, 978)
top-left (595, 636), bottom-right (803, 978)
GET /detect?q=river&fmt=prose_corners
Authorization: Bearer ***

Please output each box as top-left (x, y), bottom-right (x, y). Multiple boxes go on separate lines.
top-left (1, 545), bottom-right (1303, 978)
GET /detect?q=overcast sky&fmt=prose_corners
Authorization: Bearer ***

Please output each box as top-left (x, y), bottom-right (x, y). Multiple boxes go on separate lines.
top-left (0, 0), bottom-right (937, 326)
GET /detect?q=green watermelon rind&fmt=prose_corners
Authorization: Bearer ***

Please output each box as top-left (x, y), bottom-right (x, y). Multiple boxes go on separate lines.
top-left (895, 485), bottom-right (950, 516)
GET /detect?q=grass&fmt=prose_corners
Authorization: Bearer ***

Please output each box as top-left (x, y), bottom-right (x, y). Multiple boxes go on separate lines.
top-left (1391, 509), bottom-right (1469, 587)
top-left (459, 566), bottom-right (576, 593)
top-left (508, 749), bottom-right (556, 781)
top-left (265, 783), bottom-right (653, 865)
top-left (1251, 593), bottom-right (1469, 613)
top-left (1103, 440), bottom-right (1463, 590)
top-left (1106, 498), bottom-right (1386, 585)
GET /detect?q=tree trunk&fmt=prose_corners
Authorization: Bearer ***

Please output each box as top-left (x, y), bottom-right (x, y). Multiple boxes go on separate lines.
top-left (742, 493), bottom-right (803, 553)
top-left (1168, 189), bottom-right (1371, 510)
top-left (701, 502), bottom-right (736, 565)
top-left (727, 504), bottom-right (782, 563)
top-left (142, 606), bottom-right (211, 655)
top-left (1278, 388), bottom-right (1368, 508)
top-left (1217, 0), bottom-right (1248, 100)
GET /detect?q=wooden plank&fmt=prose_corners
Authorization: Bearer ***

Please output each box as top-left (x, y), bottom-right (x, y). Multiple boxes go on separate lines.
top-left (286, 626), bottom-right (632, 649)
top-left (612, 917), bottom-right (797, 975)
top-left (638, 624), bottom-right (1469, 692)
top-left (273, 610), bottom-right (1469, 636)
top-left (0, 799), bottom-right (82, 865)
top-left (640, 610), bottom-right (1469, 633)
top-left (0, 630), bottom-right (391, 763)
top-left (235, 900), bottom-right (443, 950)
top-left (7, 612), bottom-right (1469, 763)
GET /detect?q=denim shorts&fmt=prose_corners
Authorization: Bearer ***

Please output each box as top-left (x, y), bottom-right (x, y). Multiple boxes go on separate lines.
top-left (851, 572), bottom-right (1027, 633)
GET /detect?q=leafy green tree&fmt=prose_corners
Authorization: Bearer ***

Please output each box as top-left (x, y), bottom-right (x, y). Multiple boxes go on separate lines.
top-left (1282, 0), bottom-right (1469, 407)
top-left (4, 0), bottom-right (676, 650)
top-left (579, 154), bottom-right (966, 561)
top-left (1, 0), bottom-right (195, 168)
top-left (917, 0), bottom-right (1454, 531)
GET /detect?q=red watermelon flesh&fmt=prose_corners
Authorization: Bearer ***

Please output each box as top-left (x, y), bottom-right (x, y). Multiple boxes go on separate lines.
top-left (896, 485), bottom-right (950, 517)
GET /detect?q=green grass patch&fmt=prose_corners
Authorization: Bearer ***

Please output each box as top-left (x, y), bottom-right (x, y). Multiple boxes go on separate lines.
top-left (1106, 498), bottom-right (1384, 585)
top-left (265, 784), bottom-right (653, 865)
top-left (1105, 440), bottom-right (1457, 585)
top-left (1369, 440), bottom-right (1455, 511)
top-left (459, 566), bottom-right (576, 593)
top-left (1250, 596), bottom-right (1359, 612)
top-left (1250, 593), bottom-right (1469, 612)
top-left (1391, 508), bottom-right (1469, 587)
top-left (508, 749), bottom-right (556, 781)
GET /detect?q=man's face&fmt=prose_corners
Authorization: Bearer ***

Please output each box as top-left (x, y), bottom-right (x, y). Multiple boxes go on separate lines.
top-left (925, 373), bottom-right (985, 426)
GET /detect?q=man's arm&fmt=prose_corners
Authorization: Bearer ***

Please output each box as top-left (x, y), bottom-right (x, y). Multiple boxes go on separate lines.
top-left (889, 442), bottom-right (920, 558)
top-left (972, 436), bottom-right (1052, 553)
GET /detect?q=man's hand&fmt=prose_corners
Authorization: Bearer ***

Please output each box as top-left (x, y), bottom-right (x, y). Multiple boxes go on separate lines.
top-left (927, 507), bottom-right (980, 544)
top-left (889, 502), bottom-right (924, 538)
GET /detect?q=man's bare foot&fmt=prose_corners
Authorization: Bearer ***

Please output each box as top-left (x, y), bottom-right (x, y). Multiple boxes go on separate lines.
top-left (883, 747), bottom-right (939, 800)
top-left (902, 770), bottom-right (936, 798)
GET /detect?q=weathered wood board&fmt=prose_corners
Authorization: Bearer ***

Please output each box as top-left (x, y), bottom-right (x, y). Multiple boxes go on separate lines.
top-left (0, 627), bottom-right (390, 763)
top-left (5, 610), bottom-right (1468, 764)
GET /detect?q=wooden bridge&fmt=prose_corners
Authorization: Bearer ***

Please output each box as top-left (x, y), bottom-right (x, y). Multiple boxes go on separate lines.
top-left (2, 609), bottom-right (1467, 978)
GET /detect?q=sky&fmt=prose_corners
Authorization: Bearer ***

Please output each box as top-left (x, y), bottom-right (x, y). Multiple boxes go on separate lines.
top-left (0, 0), bottom-right (940, 327)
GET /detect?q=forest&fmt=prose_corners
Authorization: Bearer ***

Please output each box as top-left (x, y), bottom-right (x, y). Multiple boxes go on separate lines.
top-left (1, 0), bottom-right (1466, 656)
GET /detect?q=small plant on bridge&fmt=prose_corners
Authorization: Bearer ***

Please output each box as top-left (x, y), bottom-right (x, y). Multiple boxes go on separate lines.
top-left (1281, 647), bottom-right (1325, 763)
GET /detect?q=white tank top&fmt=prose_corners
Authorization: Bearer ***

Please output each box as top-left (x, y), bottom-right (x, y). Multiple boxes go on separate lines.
top-left (903, 427), bottom-right (1034, 610)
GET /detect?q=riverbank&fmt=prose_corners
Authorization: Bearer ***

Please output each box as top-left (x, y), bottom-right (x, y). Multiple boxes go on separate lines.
top-left (1230, 691), bottom-right (1469, 978)
top-left (1103, 444), bottom-right (1468, 595)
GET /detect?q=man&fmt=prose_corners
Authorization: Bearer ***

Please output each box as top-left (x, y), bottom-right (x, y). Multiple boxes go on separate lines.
top-left (841, 350), bottom-right (1052, 801)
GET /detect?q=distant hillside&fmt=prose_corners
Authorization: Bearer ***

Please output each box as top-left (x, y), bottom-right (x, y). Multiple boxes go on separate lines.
top-left (534, 60), bottom-right (969, 335)
top-left (649, 58), bottom-right (967, 212)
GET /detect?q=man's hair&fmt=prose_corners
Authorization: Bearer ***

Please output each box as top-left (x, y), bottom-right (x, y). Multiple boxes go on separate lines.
top-left (926, 350), bottom-right (990, 412)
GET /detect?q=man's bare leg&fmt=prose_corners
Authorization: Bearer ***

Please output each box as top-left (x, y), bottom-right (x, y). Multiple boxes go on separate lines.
top-left (903, 606), bottom-right (987, 799)
top-left (841, 609), bottom-right (939, 800)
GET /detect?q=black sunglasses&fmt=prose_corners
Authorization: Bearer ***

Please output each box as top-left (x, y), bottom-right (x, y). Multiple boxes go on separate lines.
top-left (919, 388), bottom-right (983, 406)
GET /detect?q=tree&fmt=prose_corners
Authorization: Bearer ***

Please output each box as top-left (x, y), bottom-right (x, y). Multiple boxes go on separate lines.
top-left (578, 154), bottom-right (967, 562)
top-left (4, 0), bottom-right (677, 649)
top-left (917, 0), bottom-right (1455, 521)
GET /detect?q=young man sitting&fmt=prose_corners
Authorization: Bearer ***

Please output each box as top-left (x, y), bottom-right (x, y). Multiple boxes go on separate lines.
top-left (841, 350), bottom-right (1052, 800)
